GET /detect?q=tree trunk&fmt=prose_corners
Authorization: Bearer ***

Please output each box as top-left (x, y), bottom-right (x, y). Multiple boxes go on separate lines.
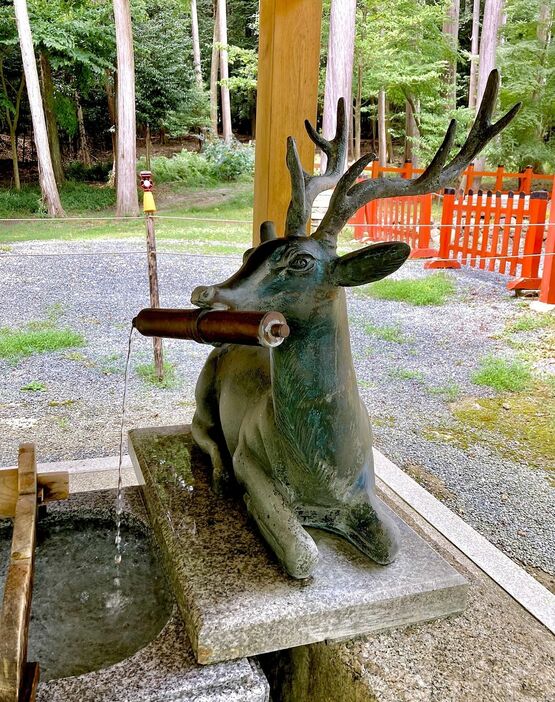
top-left (378, 88), bottom-right (387, 168)
top-left (105, 69), bottom-right (117, 185)
top-left (474, 0), bottom-right (504, 178)
top-left (404, 97), bottom-right (420, 168)
top-left (39, 52), bottom-right (64, 185)
top-left (476, 0), bottom-right (504, 106)
top-left (217, 0), bottom-right (232, 143)
top-left (442, 0), bottom-right (460, 111)
top-left (385, 97), bottom-right (393, 162)
top-left (468, 0), bottom-right (481, 109)
top-left (354, 62), bottom-right (362, 161)
top-left (322, 0), bottom-right (356, 171)
top-left (534, 2), bottom-right (552, 140)
top-left (145, 123), bottom-right (152, 169)
top-left (209, 6), bottom-right (219, 137)
top-left (13, 0), bottom-right (64, 216)
top-left (10, 128), bottom-right (21, 191)
top-left (113, 0), bottom-right (139, 217)
top-left (75, 91), bottom-right (92, 166)
top-left (190, 0), bottom-right (203, 88)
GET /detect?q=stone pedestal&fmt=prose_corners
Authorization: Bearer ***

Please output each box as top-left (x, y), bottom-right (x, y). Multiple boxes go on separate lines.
top-left (129, 425), bottom-right (468, 665)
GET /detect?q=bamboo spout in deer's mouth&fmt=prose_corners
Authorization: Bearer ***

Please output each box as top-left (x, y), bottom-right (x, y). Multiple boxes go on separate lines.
top-left (132, 308), bottom-right (290, 348)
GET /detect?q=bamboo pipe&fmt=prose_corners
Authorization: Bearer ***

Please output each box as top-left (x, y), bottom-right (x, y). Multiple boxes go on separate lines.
top-left (132, 308), bottom-right (290, 349)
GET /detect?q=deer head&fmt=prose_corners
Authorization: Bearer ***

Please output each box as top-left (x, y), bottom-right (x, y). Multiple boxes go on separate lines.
top-left (191, 71), bottom-right (519, 326)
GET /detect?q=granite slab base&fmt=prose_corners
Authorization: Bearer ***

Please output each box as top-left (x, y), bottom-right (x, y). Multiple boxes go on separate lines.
top-left (35, 489), bottom-right (269, 702)
top-left (129, 425), bottom-right (469, 665)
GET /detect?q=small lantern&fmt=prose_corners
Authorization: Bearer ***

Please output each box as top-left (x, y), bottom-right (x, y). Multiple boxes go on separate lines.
top-left (140, 170), bottom-right (156, 213)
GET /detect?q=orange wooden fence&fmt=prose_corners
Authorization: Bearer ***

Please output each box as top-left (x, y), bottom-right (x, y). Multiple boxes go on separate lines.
top-left (537, 181), bottom-right (555, 305)
top-left (362, 160), bottom-right (554, 195)
top-left (350, 192), bottom-right (436, 258)
top-left (425, 189), bottom-right (549, 292)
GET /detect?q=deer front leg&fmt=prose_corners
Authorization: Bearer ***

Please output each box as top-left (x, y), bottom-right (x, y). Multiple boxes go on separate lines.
top-left (192, 353), bottom-right (233, 496)
top-left (233, 443), bottom-right (319, 579)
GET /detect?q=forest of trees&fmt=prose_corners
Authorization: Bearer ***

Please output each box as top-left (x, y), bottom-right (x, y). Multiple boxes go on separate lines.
top-left (0, 0), bottom-right (553, 215)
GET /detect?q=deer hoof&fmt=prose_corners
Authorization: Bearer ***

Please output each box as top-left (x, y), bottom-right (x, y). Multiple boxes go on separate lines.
top-left (244, 494), bottom-right (319, 579)
top-left (341, 502), bottom-right (399, 565)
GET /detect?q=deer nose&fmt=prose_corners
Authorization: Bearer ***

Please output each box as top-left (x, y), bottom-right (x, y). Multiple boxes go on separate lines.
top-left (191, 285), bottom-right (216, 308)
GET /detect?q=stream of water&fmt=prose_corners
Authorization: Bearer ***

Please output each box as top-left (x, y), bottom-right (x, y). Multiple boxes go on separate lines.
top-left (115, 325), bottom-right (135, 567)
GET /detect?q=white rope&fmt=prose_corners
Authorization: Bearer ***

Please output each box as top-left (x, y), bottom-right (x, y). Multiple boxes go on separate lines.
top-left (0, 249), bottom-right (554, 263)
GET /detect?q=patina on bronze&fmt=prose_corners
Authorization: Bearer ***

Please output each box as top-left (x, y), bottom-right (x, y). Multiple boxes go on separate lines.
top-left (181, 71), bottom-right (517, 580)
top-left (133, 308), bottom-right (289, 348)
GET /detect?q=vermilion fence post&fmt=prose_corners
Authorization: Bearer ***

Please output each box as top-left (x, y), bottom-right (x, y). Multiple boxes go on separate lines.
top-left (537, 183), bottom-right (555, 305)
top-left (410, 194), bottom-right (437, 258)
top-left (520, 166), bottom-right (533, 195)
top-left (401, 160), bottom-right (413, 179)
top-left (495, 165), bottom-right (505, 191)
top-left (424, 188), bottom-right (461, 269)
top-left (506, 191), bottom-right (548, 292)
top-left (464, 163), bottom-right (475, 193)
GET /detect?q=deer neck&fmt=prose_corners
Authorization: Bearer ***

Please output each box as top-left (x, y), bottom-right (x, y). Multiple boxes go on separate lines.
top-left (270, 290), bottom-right (368, 479)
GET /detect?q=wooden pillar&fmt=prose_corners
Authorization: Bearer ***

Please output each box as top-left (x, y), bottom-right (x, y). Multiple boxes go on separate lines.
top-left (252, 0), bottom-right (323, 244)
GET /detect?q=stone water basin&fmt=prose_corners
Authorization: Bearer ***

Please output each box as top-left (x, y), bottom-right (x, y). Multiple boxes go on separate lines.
top-left (0, 485), bottom-right (269, 702)
top-left (0, 491), bottom-right (173, 681)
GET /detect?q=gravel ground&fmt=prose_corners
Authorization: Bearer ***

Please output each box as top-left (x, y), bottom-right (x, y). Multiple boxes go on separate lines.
top-left (0, 238), bottom-right (553, 582)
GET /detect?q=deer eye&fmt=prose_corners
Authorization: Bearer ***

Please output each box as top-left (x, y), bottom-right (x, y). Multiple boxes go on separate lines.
top-left (289, 254), bottom-right (313, 271)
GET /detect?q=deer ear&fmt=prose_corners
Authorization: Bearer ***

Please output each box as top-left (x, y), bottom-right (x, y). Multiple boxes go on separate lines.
top-left (243, 247), bottom-right (255, 263)
top-left (330, 241), bottom-right (411, 287)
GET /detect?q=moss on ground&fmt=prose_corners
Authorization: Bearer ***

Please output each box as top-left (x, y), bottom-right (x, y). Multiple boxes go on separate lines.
top-left (423, 381), bottom-right (555, 474)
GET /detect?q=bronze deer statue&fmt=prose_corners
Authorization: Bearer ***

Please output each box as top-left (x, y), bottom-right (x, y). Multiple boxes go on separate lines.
top-left (191, 70), bottom-right (519, 579)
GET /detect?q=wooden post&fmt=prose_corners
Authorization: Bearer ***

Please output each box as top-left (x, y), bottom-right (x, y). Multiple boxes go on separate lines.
top-left (537, 197), bottom-right (555, 305)
top-left (140, 172), bottom-right (164, 382)
top-left (495, 164), bottom-right (504, 191)
top-left (425, 188), bottom-right (461, 269)
top-left (0, 444), bottom-right (39, 702)
top-left (252, 0), bottom-right (323, 243)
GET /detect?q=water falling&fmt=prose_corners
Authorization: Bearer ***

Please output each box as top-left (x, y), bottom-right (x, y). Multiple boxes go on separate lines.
top-left (115, 325), bottom-right (135, 566)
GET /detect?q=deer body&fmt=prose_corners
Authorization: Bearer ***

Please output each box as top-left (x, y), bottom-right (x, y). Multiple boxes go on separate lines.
top-left (191, 74), bottom-right (519, 579)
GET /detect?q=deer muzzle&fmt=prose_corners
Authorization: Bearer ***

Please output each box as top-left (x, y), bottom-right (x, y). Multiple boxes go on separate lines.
top-left (191, 285), bottom-right (219, 308)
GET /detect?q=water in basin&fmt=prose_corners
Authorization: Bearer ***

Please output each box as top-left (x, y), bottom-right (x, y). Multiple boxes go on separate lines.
top-left (0, 514), bottom-right (173, 681)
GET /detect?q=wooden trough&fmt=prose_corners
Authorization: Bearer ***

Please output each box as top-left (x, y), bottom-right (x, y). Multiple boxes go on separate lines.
top-left (0, 444), bottom-right (69, 702)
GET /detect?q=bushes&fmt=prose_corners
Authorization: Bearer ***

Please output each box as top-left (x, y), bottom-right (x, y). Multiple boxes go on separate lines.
top-left (141, 150), bottom-right (216, 185)
top-left (142, 140), bottom-right (255, 185)
top-left (65, 161), bottom-right (113, 182)
top-left (203, 140), bottom-right (255, 181)
top-left (0, 183), bottom-right (115, 217)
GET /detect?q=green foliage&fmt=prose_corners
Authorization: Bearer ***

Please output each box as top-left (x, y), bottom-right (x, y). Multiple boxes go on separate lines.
top-left (0, 323), bottom-right (84, 361)
top-left (66, 161), bottom-right (113, 182)
top-left (136, 361), bottom-right (177, 388)
top-left (364, 323), bottom-right (406, 343)
top-left (203, 140), bottom-right (255, 180)
top-left (471, 356), bottom-right (532, 392)
top-left (428, 382), bottom-right (461, 402)
top-left (134, 0), bottom-right (206, 135)
top-left (21, 381), bottom-right (47, 392)
top-left (362, 274), bottom-right (455, 306)
top-left (0, 183), bottom-right (115, 216)
top-left (491, 0), bottom-right (555, 170)
top-left (141, 142), bottom-right (254, 184)
top-left (388, 368), bottom-right (424, 380)
top-left (140, 150), bottom-right (217, 185)
top-left (506, 312), bottom-right (555, 333)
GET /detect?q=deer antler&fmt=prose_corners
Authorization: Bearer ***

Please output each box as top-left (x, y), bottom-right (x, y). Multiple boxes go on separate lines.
top-left (285, 98), bottom-right (348, 237)
top-left (312, 70), bottom-right (521, 247)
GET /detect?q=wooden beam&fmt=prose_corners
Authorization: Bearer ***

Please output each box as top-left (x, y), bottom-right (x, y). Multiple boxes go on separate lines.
top-left (252, 0), bottom-right (323, 243)
top-left (0, 470), bottom-right (69, 519)
top-left (0, 445), bottom-right (38, 702)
